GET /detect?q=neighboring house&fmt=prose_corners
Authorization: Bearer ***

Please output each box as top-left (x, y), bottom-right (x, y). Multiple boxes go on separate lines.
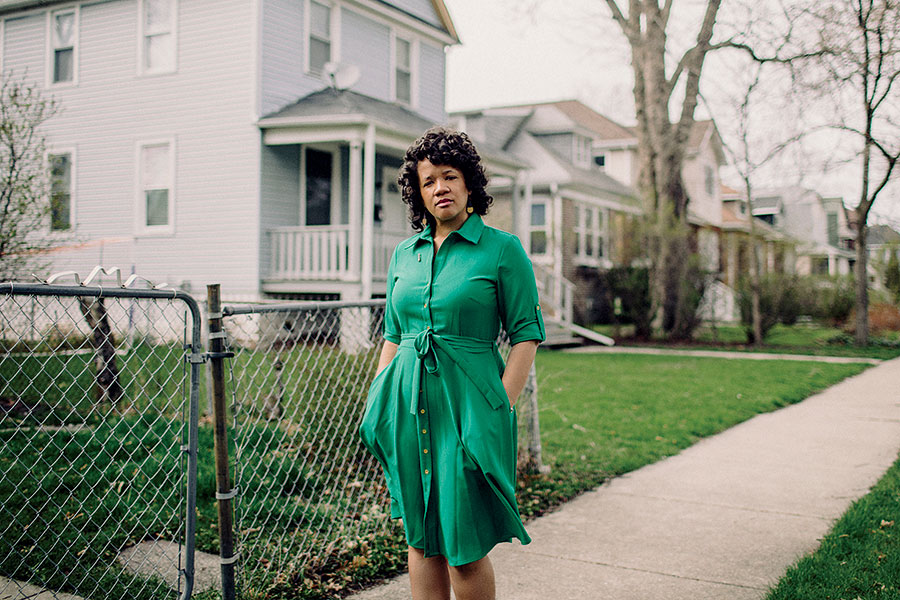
top-left (1, 0), bottom-right (525, 303)
top-left (751, 187), bottom-right (854, 276)
top-left (863, 224), bottom-right (900, 290)
top-left (720, 184), bottom-right (795, 286)
top-left (452, 101), bottom-right (641, 325)
top-left (593, 119), bottom-right (727, 273)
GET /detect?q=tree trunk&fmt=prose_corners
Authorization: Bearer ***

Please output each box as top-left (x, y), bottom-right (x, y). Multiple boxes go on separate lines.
top-left (854, 213), bottom-right (869, 345)
top-left (78, 297), bottom-right (123, 404)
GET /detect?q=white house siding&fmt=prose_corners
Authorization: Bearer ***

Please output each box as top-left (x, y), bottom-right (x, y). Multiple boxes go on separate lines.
top-left (259, 0), bottom-right (320, 117)
top-left (417, 39), bottom-right (444, 124)
top-left (2, 13), bottom-right (43, 76)
top-left (340, 7), bottom-right (389, 100)
top-left (259, 144), bottom-right (300, 279)
top-left (3, 0), bottom-right (261, 299)
top-left (386, 0), bottom-right (442, 29)
top-left (683, 151), bottom-right (722, 228)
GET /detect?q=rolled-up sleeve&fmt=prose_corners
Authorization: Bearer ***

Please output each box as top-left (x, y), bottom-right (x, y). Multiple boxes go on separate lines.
top-left (497, 235), bottom-right (546, 345)
top-left (382, 247), bottom-right (401, 344)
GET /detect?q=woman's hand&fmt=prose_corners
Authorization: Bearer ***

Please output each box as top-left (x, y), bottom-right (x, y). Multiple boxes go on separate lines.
top-left (501, 340), bottom-right (539, 409)
top-left (375, 341), bottom-right (399, 376)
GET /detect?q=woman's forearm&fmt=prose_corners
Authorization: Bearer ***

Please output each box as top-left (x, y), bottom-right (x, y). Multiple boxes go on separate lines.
top-left (502, 340), bottom-right (539, 408)
top-left (375, 340), bottom-right (399, 375)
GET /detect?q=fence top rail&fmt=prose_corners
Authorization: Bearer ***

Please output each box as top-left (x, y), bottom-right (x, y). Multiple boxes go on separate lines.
top-left (224, 299), bottom-right (386, 316)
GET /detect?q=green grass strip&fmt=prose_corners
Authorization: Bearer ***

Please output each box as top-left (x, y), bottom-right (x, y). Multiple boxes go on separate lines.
top-left (766, 453), bottom-right (900, 600)
top-left (516, 353), bottom-right (870, 517)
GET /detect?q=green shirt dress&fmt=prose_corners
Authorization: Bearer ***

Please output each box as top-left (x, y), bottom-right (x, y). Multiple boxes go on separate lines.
top-left (359, 214), bottom-right (546, 566)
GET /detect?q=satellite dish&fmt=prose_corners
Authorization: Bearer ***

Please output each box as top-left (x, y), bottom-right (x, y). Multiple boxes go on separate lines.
top-left (322, 62), bottom-right (361, 91)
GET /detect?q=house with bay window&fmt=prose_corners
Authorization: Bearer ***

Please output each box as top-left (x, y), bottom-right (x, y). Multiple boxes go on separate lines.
top-left (0, 0), bottom-right (523, 303)
top-left (452, 101), bottom-right (642, 325)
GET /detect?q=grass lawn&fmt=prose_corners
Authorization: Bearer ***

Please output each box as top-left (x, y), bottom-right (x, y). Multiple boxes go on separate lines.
top-left (766, 452), bottom-right (900, 600)
top-left (515, 352), bottom-right (871, 517)
top-left (593, 322), bottom-right (900, 360)
top-left (0, 348), bottom-right (874, 599)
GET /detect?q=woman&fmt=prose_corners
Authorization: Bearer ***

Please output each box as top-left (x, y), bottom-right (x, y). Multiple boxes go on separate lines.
top-left (360, 126), bottom-right (544, 600)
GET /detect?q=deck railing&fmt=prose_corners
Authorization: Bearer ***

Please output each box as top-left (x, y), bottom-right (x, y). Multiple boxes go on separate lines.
top-left (269, 225), bottom-right (351, 280)
top-left (532, 262), bottom-right (574, 323)
top-left (269, 226), bottom-right (409, 282)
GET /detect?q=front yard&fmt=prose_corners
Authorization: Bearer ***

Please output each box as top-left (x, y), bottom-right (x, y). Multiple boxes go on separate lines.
top-left (0, 346), bottom-right (877, 599)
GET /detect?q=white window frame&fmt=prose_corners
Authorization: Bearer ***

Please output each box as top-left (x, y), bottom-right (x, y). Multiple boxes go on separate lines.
top-left (573, 135), bottom-right (592, 169)
top-left (529, 198), bottom-right (550, 258)
top-left (135, 138), bottom-right (176, 236)
top-left (137, 0), bottom-right (178, 76)
top-left (574, 203), bottom-right (608, 266)
top-left (299, 145), bottom-right (341, 226)
top-left (46, 146), bottom-right (77, 234)
top-left (390, 30), bottom-right (418, 107)
top-left (305, 0), bottom-right (340, 76)
top-left (46, 6), bottom-right (79, 87)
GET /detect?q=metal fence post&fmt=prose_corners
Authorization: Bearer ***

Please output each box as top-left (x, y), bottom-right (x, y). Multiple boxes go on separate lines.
top-left (207, 284), bottom-right (237, 600)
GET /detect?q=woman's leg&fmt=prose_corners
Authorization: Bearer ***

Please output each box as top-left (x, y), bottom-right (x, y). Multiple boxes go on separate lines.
top-left (408, 546), bottom-right (451, 600)
top-left (448, 555), bottom-right (495, 600)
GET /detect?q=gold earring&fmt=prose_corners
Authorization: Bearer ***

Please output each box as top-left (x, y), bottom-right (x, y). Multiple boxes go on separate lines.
top-left (466, 205), bottom-right (474, 214)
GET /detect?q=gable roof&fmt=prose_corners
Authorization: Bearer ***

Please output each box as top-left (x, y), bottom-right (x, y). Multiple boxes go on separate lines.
top-left (262, 87), bottom-right (435, 135)
top-left (530, 136), bottom-right (637, 202)
top-left (868, 224), bottom-right (900, 246)
top-left (261, 88), bottom-right (524, 170)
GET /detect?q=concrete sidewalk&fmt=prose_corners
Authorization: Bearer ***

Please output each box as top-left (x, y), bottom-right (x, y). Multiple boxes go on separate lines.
top-left (566, 344), bottom-right (883, 365)
top-left (349, 357), bottom-right (900, 599)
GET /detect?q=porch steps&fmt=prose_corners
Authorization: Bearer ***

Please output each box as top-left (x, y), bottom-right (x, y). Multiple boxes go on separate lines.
top-left (542, 318), bottom-right (615, 348)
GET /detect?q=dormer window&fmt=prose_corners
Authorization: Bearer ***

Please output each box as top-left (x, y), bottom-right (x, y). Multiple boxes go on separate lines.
top-left (573, 135), bottom-right (592, 168)
top-left (594, 153), bottom-right (606, 170)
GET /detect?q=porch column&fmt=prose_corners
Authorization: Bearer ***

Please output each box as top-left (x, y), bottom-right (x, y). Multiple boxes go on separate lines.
top-left (511, 172), bottom-right (521, 238)
top-left (361, 124), bottom-right (376, 299)
top-left (523, 172), bottom-right (533, 252)
top-left (349, 141), bottom-right (362, 280)
top-left (551, 183), bottom-right (563, 310)
top-left (828, 251), bottom-right (837, 276)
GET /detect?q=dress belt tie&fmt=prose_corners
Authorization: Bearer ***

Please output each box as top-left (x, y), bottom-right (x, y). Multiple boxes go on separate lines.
top-left (400, 331), bottom-right (506, 414)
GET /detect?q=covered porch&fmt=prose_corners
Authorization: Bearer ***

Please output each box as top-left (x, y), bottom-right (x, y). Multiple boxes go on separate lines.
top-left (258, 89), bottom-right (523, 299)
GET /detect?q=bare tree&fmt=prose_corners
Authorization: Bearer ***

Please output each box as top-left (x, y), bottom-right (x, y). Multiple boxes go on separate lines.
top-left (750, 0), bottom-right (900, 344)
top-left (708, 55), bottom-right (806, 345)
top-left (0, 71), bottom-right (61, 281)
top-left (603, 0), bottom-right (725, 339)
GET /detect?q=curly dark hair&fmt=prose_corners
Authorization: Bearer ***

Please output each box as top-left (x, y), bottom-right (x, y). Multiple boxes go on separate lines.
top-left (398, 126), bottom-right (492, 232)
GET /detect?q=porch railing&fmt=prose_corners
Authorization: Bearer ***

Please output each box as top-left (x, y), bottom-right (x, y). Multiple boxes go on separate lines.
top-left (269, 226), bottom-right (409, 282)
top-left (269, 226), bottom-right (351, 281)
top-left (532, 262), bottom-right (574, 323)
top-left (374, 230), bottom-right (410, 279)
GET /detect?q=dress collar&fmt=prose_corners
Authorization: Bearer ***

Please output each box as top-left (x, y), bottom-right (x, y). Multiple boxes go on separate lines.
top-left (403, 213), bottom-right (485, 248)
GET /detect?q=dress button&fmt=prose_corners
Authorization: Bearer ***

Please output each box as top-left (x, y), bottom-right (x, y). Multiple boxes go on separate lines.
top-left (420, 409), bottom-right (425, 414)
top-left (422, 429), bottom-right (427, 434)
top-left (423, 449), bottom-right (428, 454)
top-left (424, 469), bottom-right (429, 475)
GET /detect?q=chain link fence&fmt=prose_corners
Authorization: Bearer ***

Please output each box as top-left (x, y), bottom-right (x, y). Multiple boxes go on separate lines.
top-left (0, 283), bottom-right (202, 600)
top-left (216, 299), bottom-right (543, 599)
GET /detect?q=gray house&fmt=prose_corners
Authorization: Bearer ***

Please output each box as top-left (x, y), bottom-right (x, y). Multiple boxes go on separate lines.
top-left (0, 0), bottom-right (521, 301)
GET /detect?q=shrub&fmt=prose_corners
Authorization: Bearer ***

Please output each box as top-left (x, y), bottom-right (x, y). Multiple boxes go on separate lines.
top-left (812, 276), bottom-right (856, 324)
top-left (605, 266), bottom-right (652, 339)
top-left (737, 272), bottom-right (801, 343)
top-left (845, 302), bottom-right (900, 334)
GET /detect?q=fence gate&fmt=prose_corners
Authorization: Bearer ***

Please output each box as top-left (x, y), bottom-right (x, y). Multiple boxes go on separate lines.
top-left (0, 282), bottom-right (202, 600)
top-left (213, 298), bottom-right (543, 599)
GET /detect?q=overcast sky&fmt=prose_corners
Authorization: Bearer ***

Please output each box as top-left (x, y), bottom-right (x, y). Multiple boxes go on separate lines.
top-left (440, 0), bottom-right (900, 225)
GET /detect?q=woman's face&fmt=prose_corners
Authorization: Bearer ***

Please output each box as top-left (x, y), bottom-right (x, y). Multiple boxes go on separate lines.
top-left (416, 159), bottom-right (471, 231)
